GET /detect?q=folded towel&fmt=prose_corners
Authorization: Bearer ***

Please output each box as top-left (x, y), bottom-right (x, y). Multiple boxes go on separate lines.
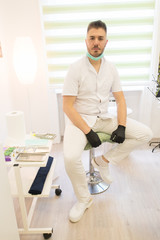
top-left (28, 156), bottom-right (54, 195)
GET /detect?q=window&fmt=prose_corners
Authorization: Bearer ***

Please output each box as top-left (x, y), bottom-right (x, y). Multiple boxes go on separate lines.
top-left (40, 0), bottom-right (155, 86)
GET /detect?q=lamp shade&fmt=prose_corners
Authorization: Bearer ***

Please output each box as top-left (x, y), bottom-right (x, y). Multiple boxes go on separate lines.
top-left (13, 37), bottom-right (37, 84)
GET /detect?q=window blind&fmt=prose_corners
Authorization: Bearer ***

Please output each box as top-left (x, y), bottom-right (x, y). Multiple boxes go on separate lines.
top-left (40, 0), bottom-right (155, 85)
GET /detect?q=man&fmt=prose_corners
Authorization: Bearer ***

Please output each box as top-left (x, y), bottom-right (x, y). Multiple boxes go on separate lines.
top-left (62, 20), bottom-right (152, 223)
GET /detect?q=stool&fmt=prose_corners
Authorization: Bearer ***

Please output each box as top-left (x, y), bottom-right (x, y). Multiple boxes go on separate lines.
top-left (84, 132), bottom-right (112, 195)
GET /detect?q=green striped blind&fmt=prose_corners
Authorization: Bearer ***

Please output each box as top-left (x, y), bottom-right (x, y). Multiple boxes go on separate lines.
top-left (40, 0), bottom-right (155, 85)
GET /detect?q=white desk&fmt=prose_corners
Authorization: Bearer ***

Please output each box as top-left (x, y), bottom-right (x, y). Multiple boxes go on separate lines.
top-left (7, 138), bottom-right (60, 239)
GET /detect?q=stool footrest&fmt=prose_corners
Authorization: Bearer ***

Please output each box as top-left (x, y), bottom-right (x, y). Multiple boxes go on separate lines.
top-left (86, 170), bottom-right (110, 194)
top-left (86, 171), bottom-right (102, 184)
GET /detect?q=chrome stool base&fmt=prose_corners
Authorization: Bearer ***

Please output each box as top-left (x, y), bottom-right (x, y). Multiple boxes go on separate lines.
top-left (86, 170), bottom-right (110, 195)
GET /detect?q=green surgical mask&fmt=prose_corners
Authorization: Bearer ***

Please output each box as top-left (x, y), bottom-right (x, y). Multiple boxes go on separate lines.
top-left (86, 52), bottom-right (104, 61)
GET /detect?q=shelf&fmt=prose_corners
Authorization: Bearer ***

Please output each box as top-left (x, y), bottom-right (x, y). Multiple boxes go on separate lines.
top-left (8, 158), bottom-right (56, 197)
top-left (6, 137), bottom-right (53, 167)
top-left (12, 152), bottom-right (50, 167)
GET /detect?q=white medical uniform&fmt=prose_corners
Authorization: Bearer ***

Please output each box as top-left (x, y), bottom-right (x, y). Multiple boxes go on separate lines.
top-left (63, 56), bottom-right (153, 202)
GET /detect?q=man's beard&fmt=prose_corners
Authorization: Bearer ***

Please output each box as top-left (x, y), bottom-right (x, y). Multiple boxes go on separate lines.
top-left (91, 47), bottom-right (104, 57)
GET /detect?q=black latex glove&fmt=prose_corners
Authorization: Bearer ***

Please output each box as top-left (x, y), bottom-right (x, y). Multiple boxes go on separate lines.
top-left (86, 129), bottom-right (101, 148)
top-left (110, 125), bottom-right (126, 144)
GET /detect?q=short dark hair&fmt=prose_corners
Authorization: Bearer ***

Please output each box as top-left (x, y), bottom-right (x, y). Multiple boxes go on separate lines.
top-left (87, 20), bottom-right (107, 33)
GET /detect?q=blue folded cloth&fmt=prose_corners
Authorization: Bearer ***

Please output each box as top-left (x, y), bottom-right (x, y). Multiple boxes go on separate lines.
top-left (28, 156), bottom-right (54, 195)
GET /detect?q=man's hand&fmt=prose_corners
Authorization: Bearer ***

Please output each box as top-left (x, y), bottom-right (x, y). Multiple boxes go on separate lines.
top-left (86, 129), bottom-right (101, 148)
top-left (110, 125), bottom-right (126, 144)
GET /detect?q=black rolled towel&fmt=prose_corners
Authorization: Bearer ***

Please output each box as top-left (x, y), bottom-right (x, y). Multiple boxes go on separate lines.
top-left (28, 156), bottom-right (54, 195)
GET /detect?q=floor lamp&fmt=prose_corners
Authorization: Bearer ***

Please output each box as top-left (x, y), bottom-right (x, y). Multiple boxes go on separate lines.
top-left (13, 37), bottom-right (37, 133)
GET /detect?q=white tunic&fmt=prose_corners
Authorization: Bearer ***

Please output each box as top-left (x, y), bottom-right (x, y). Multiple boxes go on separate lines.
top-left (63, 56), bottom-right (122, 127)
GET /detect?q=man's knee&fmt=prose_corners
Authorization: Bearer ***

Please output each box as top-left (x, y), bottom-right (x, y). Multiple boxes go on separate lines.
top-left (141, 126), bottom-right (153, 143)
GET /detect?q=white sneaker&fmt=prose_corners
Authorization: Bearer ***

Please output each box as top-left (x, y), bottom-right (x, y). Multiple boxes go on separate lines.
top-left (69, 198), bottom-right (93, 223)
top-left (92, 158), bottom-right (113, 184)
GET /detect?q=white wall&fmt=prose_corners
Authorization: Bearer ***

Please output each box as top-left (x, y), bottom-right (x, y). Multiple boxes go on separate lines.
top-left (0, 0), bottom-right (12, 142)
top-left (0, 0), bottom-right (60, 142)
top-left (0, 54), bottom-right (12, 142)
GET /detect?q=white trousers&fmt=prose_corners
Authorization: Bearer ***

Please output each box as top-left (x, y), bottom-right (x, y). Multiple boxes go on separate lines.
top-left (63, 117), bottom-right (153, 203)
